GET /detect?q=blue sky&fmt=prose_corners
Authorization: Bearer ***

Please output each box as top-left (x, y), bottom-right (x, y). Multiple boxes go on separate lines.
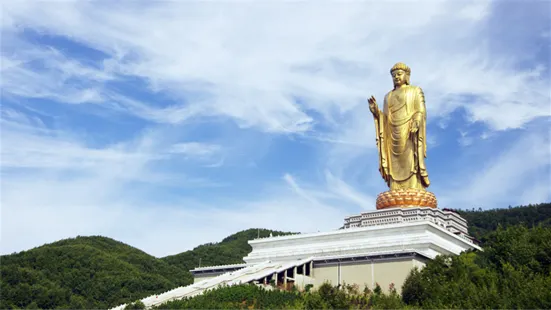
top-left (1, 1), bottom-right (550, 257)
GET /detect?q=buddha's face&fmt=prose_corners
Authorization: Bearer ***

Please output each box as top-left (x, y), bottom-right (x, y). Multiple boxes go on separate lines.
top-left (392, 69), bottom-right (408, 87)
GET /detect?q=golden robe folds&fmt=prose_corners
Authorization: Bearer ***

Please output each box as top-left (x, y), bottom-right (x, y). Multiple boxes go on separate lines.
top-left (374, 85), bottom-right (430, 190)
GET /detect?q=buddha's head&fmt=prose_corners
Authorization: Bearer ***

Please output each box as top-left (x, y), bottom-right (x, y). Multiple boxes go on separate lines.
top-left (390, 62), bottom-right (410, 88)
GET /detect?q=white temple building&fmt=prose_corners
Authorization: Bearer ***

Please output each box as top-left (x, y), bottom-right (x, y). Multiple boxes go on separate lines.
top-left (111, 207), bottom-right (480, 309)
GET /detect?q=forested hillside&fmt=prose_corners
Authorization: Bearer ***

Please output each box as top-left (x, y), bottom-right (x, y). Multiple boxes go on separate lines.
top-left (0, 229), bottom-right (294, 309)
top-left (456, 202), bottom-right (551, 239)
top-left (1, 204), bottom-right (550, 309)
top-left (0, 236), bottom-right (192, 309)
top-left (401, 224), bottom-right (551, 308)
top-left (162, 228), bottom-right (296, 271)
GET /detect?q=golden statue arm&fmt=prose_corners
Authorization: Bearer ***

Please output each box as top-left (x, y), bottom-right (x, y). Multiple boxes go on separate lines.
top-left (369, 96), bottom-right (389, 185)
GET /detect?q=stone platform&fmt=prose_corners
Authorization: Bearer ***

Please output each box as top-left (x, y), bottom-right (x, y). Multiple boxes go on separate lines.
top-left (243, 219), bottom-right (479, 265)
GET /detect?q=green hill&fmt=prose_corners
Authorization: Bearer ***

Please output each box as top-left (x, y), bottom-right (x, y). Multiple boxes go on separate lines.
top-left (454, 202), bottom-right (551, 240)
top-left (400, 224), bottom-right (551, 309)
top-left (162, 228), bottom-right (297, 271)
top-left (0, 236), bottom-right (192, 309)
top-left (0, 229), bottom-right (294, 309)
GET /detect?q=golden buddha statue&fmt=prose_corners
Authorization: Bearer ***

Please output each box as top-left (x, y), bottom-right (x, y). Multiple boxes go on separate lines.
top-left (368, 63), bottom-right (437, 209)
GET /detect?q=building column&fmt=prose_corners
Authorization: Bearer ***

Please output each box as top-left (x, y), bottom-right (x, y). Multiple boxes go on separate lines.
top-left (371, 260), bottom-right (375, 290)
top-left (274, 272), bottom-right (278, 286)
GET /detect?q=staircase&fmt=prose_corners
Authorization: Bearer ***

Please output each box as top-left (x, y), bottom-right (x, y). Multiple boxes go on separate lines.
top-left (110, 257), bottom-right (314, 309)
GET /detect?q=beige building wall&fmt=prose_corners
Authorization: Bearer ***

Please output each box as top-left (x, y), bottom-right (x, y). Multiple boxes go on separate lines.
top-left (372, 259), bottom-right (416, 293)
top-left (312, 265), bottom-right (339, 286)
top-left (312, 257), bottom-right (424, 294)
top-left (340, 262), bottom-right (373, 290)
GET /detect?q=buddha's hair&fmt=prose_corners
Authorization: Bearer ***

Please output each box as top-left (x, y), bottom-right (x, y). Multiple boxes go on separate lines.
top-left (390, 62), bottom-right (411, 75)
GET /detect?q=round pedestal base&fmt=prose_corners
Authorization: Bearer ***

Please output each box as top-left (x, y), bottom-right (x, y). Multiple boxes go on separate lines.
top-left (376, 189), bottom-right (437, 210)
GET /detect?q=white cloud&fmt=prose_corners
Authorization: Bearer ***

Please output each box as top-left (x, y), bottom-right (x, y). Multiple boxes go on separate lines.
top-left (168, 142), bottom-right (225, 168)
top-left (2, 1), bottom-right (549, 136)
top-left (438, 129), bottom-right (551, 209)
top-left (169, 142), bottom-right (221, 157)
top-left (283, 173), bottom-right (323, 206)
top-left (0, 110), bottom-right (350, 256)
top-left (458, 130), bottom-right (474, 147)
top-left (0, 43), bottom-right (111, 104)
top-left (324, 170), bottom-right (375, 210)
top-left (0, 110), bottom-right (225, 188)
top-left (1, 115), bottom-right (156, 174)
top-left (1, 169), bottom-right (351, 257)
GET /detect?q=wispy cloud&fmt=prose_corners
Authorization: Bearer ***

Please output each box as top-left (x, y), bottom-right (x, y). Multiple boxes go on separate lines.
top-left (169, 142), bottom-right (221, 157)
top-left (3, 1), bottom-right (549, 133)
top-left (0, 41), bottom-right (111, 104)
top-left (324, 171), bottom-right (375, 210)
top-left (438, 128), bottom-right (551, 209)
top-left (1, 169), bottom-right (351, 256)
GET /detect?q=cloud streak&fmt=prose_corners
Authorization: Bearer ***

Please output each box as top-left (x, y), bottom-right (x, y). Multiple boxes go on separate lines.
top-left (3, 1), bottom-right (549, 133)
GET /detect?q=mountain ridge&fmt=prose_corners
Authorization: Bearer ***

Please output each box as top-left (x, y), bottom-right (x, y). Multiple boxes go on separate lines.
top-left (0, 228), bottom-right (295, 309)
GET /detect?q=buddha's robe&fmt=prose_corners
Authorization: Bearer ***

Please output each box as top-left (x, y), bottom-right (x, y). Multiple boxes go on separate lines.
top-left (373, 85), bottom-right (430, 190)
